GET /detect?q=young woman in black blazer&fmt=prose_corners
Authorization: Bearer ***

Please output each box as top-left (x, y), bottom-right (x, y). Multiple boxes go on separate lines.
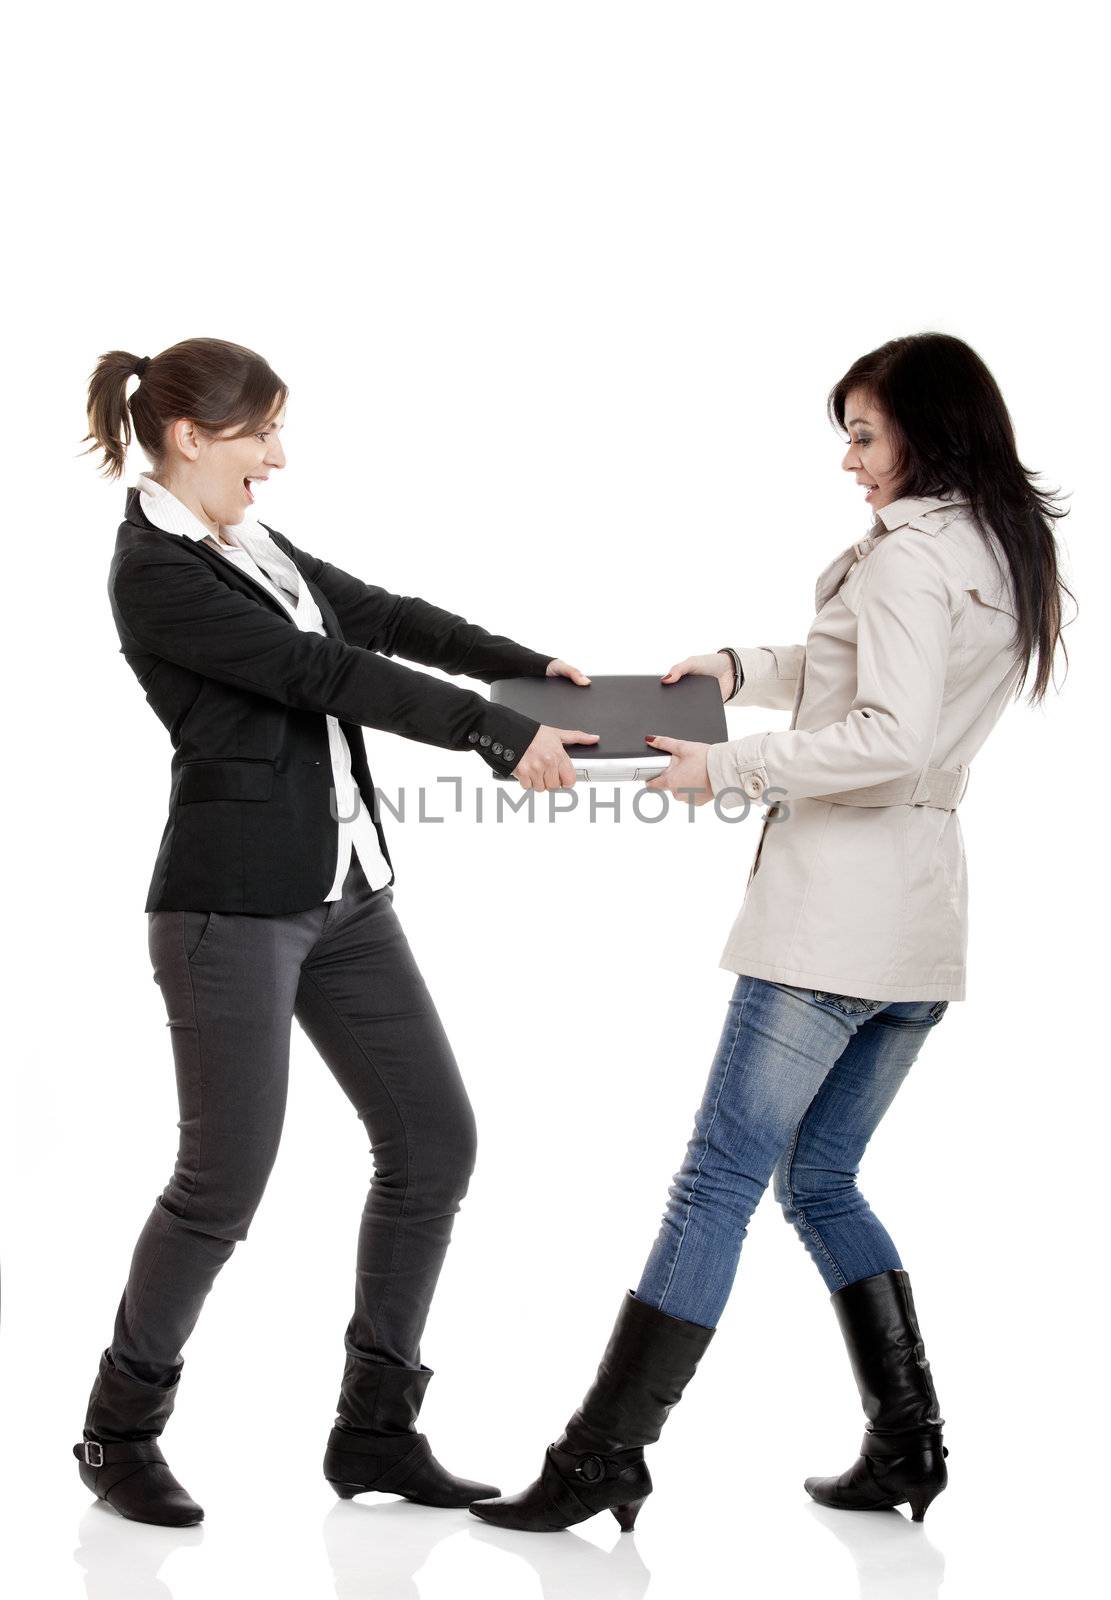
top-left (77, 336), bottom-right (597, 1526)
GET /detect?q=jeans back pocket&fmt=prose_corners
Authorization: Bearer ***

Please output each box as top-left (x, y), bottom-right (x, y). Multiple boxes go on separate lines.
top-left (812, 989), bottom-right (885, 1016)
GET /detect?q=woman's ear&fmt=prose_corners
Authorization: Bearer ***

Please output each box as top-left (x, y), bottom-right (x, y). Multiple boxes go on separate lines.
top-left (167, 417), bottom-right (201, 463)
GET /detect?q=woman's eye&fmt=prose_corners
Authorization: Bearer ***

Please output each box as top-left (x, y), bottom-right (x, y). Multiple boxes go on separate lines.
top-left (256, 431), bottom-right (270, 441)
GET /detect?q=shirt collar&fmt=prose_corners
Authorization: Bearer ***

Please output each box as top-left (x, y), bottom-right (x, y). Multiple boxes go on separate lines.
top-left (874, 492), bottom-right (967, 533)
top-left (134, 472), bottom-right (268, 550)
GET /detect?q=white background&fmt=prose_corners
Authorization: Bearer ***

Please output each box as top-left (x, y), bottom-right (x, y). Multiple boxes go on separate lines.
top-left (2, 3), bottom-right (1104, 1598)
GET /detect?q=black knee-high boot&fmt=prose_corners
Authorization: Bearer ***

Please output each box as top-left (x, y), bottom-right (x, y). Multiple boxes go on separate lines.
top-left (804, 1269), bottom-right (948, 1522)
top-left (74, 1350), bottom-right (204, 1527)
top-left (469, 1290), bottom-right (716, 1533)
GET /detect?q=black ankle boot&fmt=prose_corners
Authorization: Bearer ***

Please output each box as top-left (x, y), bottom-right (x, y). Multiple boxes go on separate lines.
top-left (804, 1269), bottom-right (948, 1522)
top-left (324, 1360), bottom-right (499, 1507)
top-left (75, 1351), bottom-right (204, 1527)
top-left (469, 1290), bottom-right (715, 1533)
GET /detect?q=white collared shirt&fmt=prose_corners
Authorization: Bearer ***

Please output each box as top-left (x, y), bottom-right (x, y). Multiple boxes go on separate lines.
top-left (136, 473), bottom-right (391, 900)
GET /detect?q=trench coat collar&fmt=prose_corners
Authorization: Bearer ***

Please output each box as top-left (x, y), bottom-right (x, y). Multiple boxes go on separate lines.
top-left (814, 493), bottom-right (968, 614)
top-left (874, 492), bottom-right (968, 535)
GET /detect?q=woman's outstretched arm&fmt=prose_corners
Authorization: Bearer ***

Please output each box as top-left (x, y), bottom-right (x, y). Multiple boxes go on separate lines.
top-left (264, 525), bottom-right (555, 683)
top-left (110, 544), bottom-right (540, 778)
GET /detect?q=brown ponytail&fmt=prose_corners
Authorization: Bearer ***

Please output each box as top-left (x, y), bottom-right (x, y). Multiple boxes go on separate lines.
top-left (81, 337), bottom-right (289, 482)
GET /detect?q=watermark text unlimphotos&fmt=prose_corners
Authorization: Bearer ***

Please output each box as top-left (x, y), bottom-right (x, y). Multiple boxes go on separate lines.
top-left (328, 779), bottom-right (790, 826)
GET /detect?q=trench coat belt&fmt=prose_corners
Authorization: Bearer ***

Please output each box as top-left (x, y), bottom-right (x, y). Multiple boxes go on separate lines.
top-left (811, 761), bottom-right (971, 811)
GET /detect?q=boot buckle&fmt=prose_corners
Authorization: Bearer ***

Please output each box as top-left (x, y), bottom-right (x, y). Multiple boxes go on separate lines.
top-left (574, 1454), bottom-right (605, 1484)
top-left (83, 1441), bottom-right (105, 1468)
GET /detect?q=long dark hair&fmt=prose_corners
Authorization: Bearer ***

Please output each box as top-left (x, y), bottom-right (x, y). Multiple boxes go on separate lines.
top-left (828, 333), bottom-right (1073, 705)
top-left (81, 336), bottom-right (288, 483)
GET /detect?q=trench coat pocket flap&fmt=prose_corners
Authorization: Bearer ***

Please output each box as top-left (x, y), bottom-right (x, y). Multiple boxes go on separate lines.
top-left (178, 758), bottom-right (275, 804)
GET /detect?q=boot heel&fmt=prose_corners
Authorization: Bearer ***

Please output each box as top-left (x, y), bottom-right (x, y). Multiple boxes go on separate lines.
top-left (907, 1484), bottom-right (943, 1522)
top-left (612, 1496), bottom-right (647, 1532)
top-left (329, 1481), bottom-right (363, 1500)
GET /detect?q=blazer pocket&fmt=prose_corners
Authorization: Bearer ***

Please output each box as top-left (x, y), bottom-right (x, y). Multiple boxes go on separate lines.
top-left (178, 757), bottom-right (275, 804)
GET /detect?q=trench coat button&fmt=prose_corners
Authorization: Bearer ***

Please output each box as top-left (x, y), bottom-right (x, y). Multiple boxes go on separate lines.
top-left (467, 731), bottom-right (480, 743)
top-left (743, 773), bottom-right (765, 799)
top-left (479, 734), bottom-right (492, 747)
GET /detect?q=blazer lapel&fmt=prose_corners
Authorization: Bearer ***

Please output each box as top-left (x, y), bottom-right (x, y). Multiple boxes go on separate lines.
top-left (301, 574), bottom-right (344, 639)
top-left (121, 488), bottom-right (346, 641)
top-left (195, 539), bottom-right (347, 641)
top-left (188, 536), bottom-right (302, 621)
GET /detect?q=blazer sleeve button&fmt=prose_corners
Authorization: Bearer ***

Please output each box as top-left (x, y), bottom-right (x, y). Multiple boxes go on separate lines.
top-left (467, 731), bottom-right (480, 743)
top-left (503, 749), bottom-right (515, 762)
top-left (492, 743), bottom-right (504, 755)
top-left (479, 734), bottom-right (493, 747)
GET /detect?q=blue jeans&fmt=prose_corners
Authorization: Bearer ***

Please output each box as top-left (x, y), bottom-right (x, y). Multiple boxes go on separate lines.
top-left (636, 974), bottom-right (949, 1327)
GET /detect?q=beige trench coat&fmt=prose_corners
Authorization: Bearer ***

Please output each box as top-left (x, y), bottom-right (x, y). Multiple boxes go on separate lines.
top-left (706, 494), bottom-right (1025, 1001)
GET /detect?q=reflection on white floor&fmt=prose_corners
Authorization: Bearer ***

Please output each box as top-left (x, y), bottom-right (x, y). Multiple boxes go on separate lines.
top-left (806, 1504), bottom-right (945, 1600)
top-left (65, 1486), bottom-right (952, 1600)
top-left (322, 1502), bottom-right (466, 1600)
top-left (322, 1498), bottom-right (653, 1600)
top-left (467, 1515), bottom-right (653, 1600)
top-left (73, 1504), bottom-right (204, 1600)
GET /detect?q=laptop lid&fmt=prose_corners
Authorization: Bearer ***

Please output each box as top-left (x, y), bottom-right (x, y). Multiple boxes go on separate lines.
top-left (488, 674), bottom-right (728, 780)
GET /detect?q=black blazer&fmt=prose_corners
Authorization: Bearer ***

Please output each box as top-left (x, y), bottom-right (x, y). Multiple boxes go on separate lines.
top-left (108, 489), bottom-right (552, 913)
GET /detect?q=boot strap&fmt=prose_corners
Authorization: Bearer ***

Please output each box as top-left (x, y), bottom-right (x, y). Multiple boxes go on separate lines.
top-left (538, 1448), bottom-right (605, 1521)
top-left (548, 1443), bottom-right (645, 1484)
top-left (361, 1436), bottom-right (431, 1494)
top-left (326, 1426), bottom-right (427, 1459)
top-left (861, 1424), bottom-right (944, 1460)
top-left (73, 1439), bottom-right (166, 1469)
top-left (326, 1431), bottom-right (432, 1493)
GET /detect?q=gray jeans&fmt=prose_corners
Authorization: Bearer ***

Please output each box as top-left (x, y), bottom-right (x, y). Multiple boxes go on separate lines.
top-left (100, 850), bottom-right (477, 1422)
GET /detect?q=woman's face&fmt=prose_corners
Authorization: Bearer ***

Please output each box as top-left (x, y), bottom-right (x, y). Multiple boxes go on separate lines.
top-left (205, 405), bottom-right (287, 525)
top-left (840, 388), bottom-right (901, 511)
top-left (161, 400), bottom-right (287, 529)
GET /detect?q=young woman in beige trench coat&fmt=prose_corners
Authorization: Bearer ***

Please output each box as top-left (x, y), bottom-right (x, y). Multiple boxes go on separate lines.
top-left (470, 331), bottom-right (1074, 1533)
